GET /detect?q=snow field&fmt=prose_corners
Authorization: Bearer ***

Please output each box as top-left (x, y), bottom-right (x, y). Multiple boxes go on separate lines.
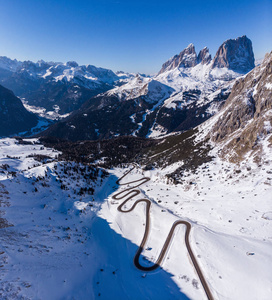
top-left (101, 154), bottom-right (272, 299)
top-left (1, 138), bottom-right (271, 299)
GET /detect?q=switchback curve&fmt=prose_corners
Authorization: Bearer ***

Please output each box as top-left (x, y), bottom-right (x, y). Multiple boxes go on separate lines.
top-left (112, 165), bottom-right (214, 300)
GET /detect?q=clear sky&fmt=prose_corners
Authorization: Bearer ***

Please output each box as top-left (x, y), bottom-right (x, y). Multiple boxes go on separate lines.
top-left (0, 0), bottom-right (271, 74)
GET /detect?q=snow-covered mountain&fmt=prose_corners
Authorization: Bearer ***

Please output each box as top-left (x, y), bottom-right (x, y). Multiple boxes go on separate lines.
top-left (201, 50), bottom-right (272, 163)
top-left (0, 49), bottom-right (271, 299)
top-left (0, 33), bottom-right (271, 300)
top-left (158, 35), bottom-right (254, 75)
top-left (1, 95), bottom-right (271, 300)
top-left (0, 57), bottom-right (134, 115)
top-left (0, 56), bottom-right (22, 73)
top-left (41, 36), bottom-right (254, 141)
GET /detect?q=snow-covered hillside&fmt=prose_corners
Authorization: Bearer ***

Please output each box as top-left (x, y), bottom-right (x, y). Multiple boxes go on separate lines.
top-left (101, 149), bottom-right (272, 300)
top-left (0, 136), bottom-right (271, 299)
top-left (0, 138), bottom-right (111, 299)
top-left (108, 75), bottom-right (174, 103)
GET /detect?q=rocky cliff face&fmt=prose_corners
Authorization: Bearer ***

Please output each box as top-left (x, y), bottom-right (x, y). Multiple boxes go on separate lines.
top-left (158, 44), bottom-right (198, 74)
top-left (211, 35), bottom-right (255, 73)
top-left (0, 84), bottom-right (38, 136)
top-left (209, 51), bottom-right (272, 162)
top-left (197, 47), bottom-right (212, 64)
top-left (159, 36), bottom-right (255, 75)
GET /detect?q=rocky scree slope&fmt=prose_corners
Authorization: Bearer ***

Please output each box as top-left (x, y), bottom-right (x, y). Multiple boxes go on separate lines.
top-left (0, 84), bottom-right (38, 136)
top-left (204, 51), bottom-right (272, 163)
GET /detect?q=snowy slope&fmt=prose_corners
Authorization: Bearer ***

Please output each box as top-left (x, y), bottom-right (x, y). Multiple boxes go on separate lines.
top-left (100, 152), bottom-right (272, 300)
top-left (0, 138), bottom-right (111, 299)
top-left (0, 139), bottom-right (188, 299)
top-left (108, 75), bottom-right (174, 103)
top-left (1, 137), bottom-right (271, 300)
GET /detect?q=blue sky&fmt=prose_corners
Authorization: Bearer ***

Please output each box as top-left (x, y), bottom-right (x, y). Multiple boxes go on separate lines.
top-left (0, 0), bottom-right (271, 74)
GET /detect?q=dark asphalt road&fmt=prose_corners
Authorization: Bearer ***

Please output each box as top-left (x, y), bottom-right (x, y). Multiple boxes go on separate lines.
top-left (112, 165), bottom-right (215, 300)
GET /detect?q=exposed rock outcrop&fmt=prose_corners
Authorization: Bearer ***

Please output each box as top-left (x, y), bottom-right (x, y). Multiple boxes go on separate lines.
top-left (209, 51), bottom-right (272, 162)
top-left (197, 47), bottom-right (212, 64)
top-left (158, 44), bottom-right (198, 74)
top-left (211, 35), bottom-right (255, 73)
top-left (159, 36), bottom-right (255, 75)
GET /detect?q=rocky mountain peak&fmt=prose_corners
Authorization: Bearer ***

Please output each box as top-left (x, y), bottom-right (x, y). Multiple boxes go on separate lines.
top-left (185, 43), bottom-right (195, 51)
top-left (197, 47), bottom-right (212, 64)
top-left (180, 43), bottom-right (198, 67)
top-left (158, 43), bottom-right (197, 74)
top-left (0, 56), bottom-right (22, 72)
top-left (212, 35), bottom-right (255, 73)
top-left (66, 61), bottom-right (79, 68)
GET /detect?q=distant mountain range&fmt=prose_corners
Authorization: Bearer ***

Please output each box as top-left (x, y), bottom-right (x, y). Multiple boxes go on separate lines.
top-left (0, 57), bottom-right (135, 115)
top-left (2, 35), bottom-right (269, 146)
top-left (40, 36), bottom-right (256, 141)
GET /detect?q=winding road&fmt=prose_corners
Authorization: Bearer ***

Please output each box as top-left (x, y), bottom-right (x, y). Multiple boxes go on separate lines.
top-left (112, 165), bottom-right (214, 300)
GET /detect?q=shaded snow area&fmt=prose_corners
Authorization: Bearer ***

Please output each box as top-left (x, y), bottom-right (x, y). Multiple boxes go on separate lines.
top-left (1, 138), bottom-right (272, 300)
top-left (0, 138), bottom-right (111, 299)
top-left (0, 139), bottom-right (187, 300)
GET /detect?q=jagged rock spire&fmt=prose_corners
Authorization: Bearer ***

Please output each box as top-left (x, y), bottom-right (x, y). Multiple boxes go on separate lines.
top-left (197, 47), bottom-right (212, 64)
top-left (158, 43), bottom-right (197, 74)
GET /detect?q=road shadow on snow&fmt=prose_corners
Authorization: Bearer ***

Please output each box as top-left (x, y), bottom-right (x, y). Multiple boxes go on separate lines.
top-left (91, 216), bottom-right (191, 300)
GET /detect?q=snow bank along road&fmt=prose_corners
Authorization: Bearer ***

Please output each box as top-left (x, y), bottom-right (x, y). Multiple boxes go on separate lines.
top-left (113, 166), bottom-right (214, 300)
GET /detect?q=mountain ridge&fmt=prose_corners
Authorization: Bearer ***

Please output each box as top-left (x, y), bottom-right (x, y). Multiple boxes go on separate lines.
top-left (0, 57), bottom-right (135, 114)
top-left (158, 35), bottom-right (255, 75)
top-left (0, 84), bottom-right (38, 136)
top-left (40, 35), bottom-right (255, 141)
